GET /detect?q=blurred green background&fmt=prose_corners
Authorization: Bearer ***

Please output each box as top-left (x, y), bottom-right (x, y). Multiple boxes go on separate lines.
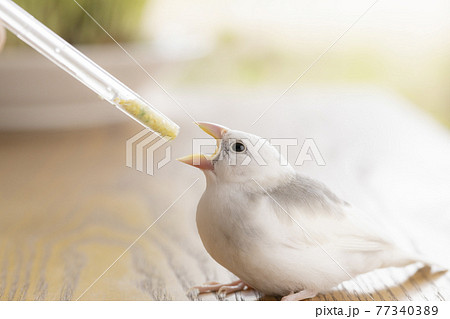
top-left (3, 0), bottom-right (450, 128)
top-left (6, 0), bottom-right (148, 45)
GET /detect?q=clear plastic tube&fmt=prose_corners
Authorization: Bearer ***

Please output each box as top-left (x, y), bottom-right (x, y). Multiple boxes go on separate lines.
top-left (0, 0), bottom-right (179, 139)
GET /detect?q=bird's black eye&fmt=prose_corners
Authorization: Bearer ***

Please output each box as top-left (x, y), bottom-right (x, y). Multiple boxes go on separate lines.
top-left (231, 142), bottom-right (246, 153)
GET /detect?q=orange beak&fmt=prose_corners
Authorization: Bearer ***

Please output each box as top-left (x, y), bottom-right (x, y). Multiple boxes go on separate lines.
top-left (177, 122), bottom-right (228, 170)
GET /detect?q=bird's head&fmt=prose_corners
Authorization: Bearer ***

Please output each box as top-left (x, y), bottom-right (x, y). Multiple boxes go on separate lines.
top-left (178, 122), bottom-right (295, 187)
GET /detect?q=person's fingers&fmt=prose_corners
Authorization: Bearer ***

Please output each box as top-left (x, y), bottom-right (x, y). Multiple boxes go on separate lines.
top-left (0, 25), bottom-right (6, 52)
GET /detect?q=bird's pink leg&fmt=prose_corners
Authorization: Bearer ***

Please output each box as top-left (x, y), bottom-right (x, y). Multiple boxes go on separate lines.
top-left (188, 279), bottom-right (252, 299)
top-left (281, 289), bottom-right (317, 301)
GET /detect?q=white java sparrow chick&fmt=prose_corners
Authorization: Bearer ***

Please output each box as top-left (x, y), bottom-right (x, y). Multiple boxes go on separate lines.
top-left (178, 122), bottom-right (437, 301)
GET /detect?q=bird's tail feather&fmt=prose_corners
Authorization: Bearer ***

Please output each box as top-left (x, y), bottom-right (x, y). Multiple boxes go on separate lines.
top-left (410, 255), bottom-right (447, 274)
top-left (385, 250), bottom-right (447, 274)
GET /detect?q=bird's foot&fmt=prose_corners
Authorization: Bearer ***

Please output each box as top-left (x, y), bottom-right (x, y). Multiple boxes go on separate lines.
top-left (188, 279), bottom-right (252, 300)
top-left (281, 289), bottom-right (317, 301)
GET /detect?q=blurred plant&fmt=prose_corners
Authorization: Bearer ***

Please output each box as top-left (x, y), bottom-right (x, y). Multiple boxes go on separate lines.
top-left (177, 29), bottom-right (450, 128)
top-left (6, 0), bottom-right (149, 46)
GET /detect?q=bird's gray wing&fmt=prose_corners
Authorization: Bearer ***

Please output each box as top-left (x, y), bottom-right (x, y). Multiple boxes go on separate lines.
top-left (267, 173), bottom-right (349, 216)
top-left (265, 173), bottom-right (396, 252)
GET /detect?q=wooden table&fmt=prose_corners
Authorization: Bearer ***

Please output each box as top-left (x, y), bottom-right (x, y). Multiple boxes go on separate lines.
top-left (0, 87), bottom-right (449, 300)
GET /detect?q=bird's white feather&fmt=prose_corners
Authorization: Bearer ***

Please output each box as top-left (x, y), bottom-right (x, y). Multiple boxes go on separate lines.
top-left (192, 126), bottom-right (439, 297)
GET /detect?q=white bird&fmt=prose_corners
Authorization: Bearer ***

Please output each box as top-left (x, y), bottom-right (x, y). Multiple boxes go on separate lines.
top-left (178, 122), bottom-right (439, 301)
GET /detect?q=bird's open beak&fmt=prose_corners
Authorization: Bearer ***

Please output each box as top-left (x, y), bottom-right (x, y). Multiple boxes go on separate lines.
top-left (196, 122), bottom-right (228, 140)
top-left (177, 122), bottom-right (228, 170)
